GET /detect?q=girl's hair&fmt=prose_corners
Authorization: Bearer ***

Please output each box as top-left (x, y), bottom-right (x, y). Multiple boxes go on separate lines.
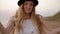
top-left (11, 4), bottom-right (43, 34)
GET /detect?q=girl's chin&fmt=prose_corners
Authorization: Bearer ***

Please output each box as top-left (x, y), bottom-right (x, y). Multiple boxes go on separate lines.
top-left (25, 12), bottom-right (32, 14)
top-left (25, 11), bottom-right (32, 14)
top-left (27, 12), bottom-right (31, 14)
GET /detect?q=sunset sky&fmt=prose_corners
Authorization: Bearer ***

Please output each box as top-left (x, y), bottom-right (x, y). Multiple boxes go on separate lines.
top-left (0, 0), bottom-right (60, 27)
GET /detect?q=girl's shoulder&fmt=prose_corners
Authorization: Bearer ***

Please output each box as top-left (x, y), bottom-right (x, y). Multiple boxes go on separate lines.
top-left (36, 14), bottom-right (45, 22)
top-left (10, 15), bottom-right (17, 19)
top-left (9, 16), bottom-right (18, 26)
top-left (36, 14), bottom-right (43, 19)
top-left (10, 16), bottom-right (17, 20)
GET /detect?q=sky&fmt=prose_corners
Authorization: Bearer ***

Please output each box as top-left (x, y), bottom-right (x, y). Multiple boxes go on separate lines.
top-left (0, 0), bottom-right (60, 27)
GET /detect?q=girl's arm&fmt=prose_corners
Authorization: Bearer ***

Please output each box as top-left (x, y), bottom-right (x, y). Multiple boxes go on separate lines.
top-left (50, 27), bottom-right (60, 34)
top-left (38, 15), bottom-right (51, 34)
top-left (42, 19), bottom-right (60, 34)
top-left (39, 16), bottom-right (60, 34)
top-left (42, 25), bottom-right (51, 34)
top-left (42, 25), bottom-right (60, 34)
top-left (0, 22), bottom-right (7, 34)
top-left (5, 16), bottom-right (15, 34)
top-left (6, 21), bottom-right (15, 34)
top-left (0, 16), bottom-right (15, 34)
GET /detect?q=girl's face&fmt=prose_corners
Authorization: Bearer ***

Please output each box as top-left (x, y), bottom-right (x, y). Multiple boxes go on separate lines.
top-left (23, 1), bottom-right (34, 14)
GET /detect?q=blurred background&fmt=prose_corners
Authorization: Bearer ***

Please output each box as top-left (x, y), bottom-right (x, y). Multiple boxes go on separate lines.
top-left (0, 0), bottom-right (60, 34)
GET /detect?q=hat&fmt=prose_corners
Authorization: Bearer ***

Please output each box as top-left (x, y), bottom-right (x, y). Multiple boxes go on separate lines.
top-left (17, 0), bottom-right (38, 6)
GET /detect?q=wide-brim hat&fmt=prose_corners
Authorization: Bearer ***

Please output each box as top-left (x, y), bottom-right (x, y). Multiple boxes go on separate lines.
top-left (17, 0), bottom-right (38, 6)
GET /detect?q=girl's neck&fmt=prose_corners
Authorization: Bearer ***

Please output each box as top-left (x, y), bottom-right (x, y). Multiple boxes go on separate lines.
top-left (23, 13), bottom-right (31, 20)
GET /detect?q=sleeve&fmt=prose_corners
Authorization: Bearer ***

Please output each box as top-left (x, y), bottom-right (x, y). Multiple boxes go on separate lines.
top-left (8, 16), bottom-right (16, 27)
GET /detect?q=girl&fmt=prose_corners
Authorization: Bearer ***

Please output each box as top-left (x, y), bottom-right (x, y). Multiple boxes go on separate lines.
top-left (0, 0), bottom-right (60, 34)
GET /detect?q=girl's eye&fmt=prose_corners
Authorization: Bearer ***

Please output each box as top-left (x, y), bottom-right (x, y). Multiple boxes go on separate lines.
top-left (30, 3), bottom-right (33, 6)
top-left (24, 3), bottom-right (28, 5)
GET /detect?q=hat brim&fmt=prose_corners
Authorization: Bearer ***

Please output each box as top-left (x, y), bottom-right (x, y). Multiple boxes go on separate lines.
top-left (17, 0), bottom-right (38, 6)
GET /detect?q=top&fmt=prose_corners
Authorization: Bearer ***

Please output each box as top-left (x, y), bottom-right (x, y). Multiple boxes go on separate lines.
top-left (12, 15), bottom-right (42, 34)
top-left (22, 19), bottom-right (38, 34)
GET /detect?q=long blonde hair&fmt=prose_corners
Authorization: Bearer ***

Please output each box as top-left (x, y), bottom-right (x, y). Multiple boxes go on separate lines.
top-left (11, 4), bottom-right (43, 34)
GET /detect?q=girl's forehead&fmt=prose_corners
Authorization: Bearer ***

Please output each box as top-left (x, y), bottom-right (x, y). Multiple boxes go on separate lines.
top-left (24, 1), bottom-right (33, 3)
